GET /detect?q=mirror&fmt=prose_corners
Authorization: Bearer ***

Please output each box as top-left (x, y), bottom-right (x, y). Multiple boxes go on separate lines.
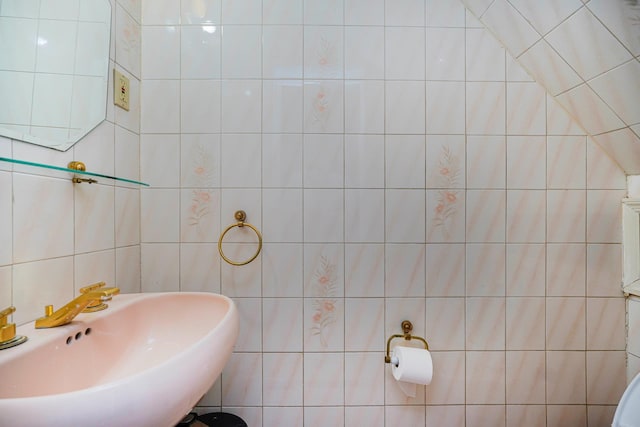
top-left (0, 0), bottom-right (111, 151)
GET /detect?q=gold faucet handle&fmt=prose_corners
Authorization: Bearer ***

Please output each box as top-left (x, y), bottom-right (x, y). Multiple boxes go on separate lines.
top-left (0, 306), bottom-right (17, 343)
top-left (79, 281), bottom-right (107, 294)
top-left (0, 306), bottom-right (16, 326)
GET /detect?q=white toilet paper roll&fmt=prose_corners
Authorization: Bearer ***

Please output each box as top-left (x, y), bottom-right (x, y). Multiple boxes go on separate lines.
top-left (391, 346), bottom-right (433, 386)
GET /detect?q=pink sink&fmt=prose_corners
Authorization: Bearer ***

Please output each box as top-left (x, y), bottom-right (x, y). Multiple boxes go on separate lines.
top-left (0, 292), bottom-right (238, 427)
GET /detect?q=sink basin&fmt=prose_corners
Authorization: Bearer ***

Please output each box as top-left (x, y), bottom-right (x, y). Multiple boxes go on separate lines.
top-left (0, 292), bottom-right (238, 427)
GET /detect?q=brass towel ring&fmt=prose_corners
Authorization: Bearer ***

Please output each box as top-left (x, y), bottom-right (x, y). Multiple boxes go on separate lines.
top-left (218, 210), bottom-right (263, 266)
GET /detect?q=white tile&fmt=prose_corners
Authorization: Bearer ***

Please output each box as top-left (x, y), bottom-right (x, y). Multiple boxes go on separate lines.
top-left (467, 136), bottom-right (506, 189)
top-left (547, 95), bottom-right (585, 135)
top-left (385, 0), bottom-right (424, 26)
top-left (141, 26), bottom-right (180, 79)
top-left (263, 189), bottom-right (303, 242)
top-left (221, 353), bottom-right (262, 405)
top-left (386, 190), bottom-right (425, 243)
top-left (0, 173), bottom-right (11, 266)
top-left (385, 244), bottom-right (426, 296)
top-left (140, 134), bottom-right (180, 187)
top-left (518, 39), bottom-right (583, 96)
top-left (593, 128), bottom-right (640, 175)
top-left (481, 0), bottom-right (540, 57)
top-left (344, 80), bottom-right (384, 134)
top-left (344, 26), bottom-right (385, 80)
top-left (303, 134), bottom-right (343, 188)
top-left (345, 0), bottom-right (384, 25)
top-left (180, 25), bottom-right (221, 79)
top-left (234, 298), bottom-right (262, 354)
top-left (31, 74), bottom-right (73, 129)
top-left (115, 4), bottom-right (141, 78)
top-left (506, 190), bottom-right (546, 243)
top-left (262, 26), bottom-right (303, 79)
top-left (222, 0), bottom-right (261, 24)
top-left (547, 189), bottom-right (586, 243)
top-left (179, 244), bottom-right (219, 292)
top-left (74, 184), bottom-right (115, 253)
top-left (508, 0), bottom-right (582, 35)
top-left (303, 80), bottom-right (344, 133)
top-left (546, 7), bottom-right (632, 81)
top-left (115, 187), bottom-right (140, 247)
top-left (385, 81), bottom-right (425, 134)
top-left (304, 0), bottom-right (343, 25)
top-left (262, 134), bottom-right (303, 188)
top-left (263, 0), bottom-right (303, 24)
top-left (262, 80), bottom-right (303, 133)
top-left (556, 83), bottom-right (625, 136)
top-left (385, 27), bottom-right (425, 80)
top-left (385, 135), bottom-right (426, 189)
top-left (262, 243), bottom-right (303, 297)
top-left (140, 79), bottom-right (180, 133)
top-left (13, 174), bottom-right (74, 263)
top-left (345, 135), bottom-right (385, 188)
top-left (304, 26), bottom-right (344, 79)
top-left (344, 353), bottom-right (385, 404)
top-left (220, 134), bottom-right (261, 187)
top-left (262, 299), bottom-right (303, 352)
top-left (426, 135), bottom-right (466, 189)
top-left (426, 81), bottom-right (465, 134)
top-left (587, 0), bottom-right (640, 56)
top-left (221, 80), bottom-right (261, 133)
top-left (180, 189), bottom-right (220, 243)
top-left (426, 28), bottom-right (465, 81)
top-left (345, 244), bottom-right (385, 297)
top-left (181, 0), bottom-right (221, 24)
top-left (221, 25), bottom-right (261, 79)
top-left (142, 0), bottom-right (180, 24)
top-left (304, 190), bottom-right (344, 242)
top-left (262, 353), bottom-right (303, 405)
top-left (547, 136), bottom-right (586, 189)
top-left (345, 189), bottom-right (384, 242)
top-left (181, 134), bottom-right (220, 187)
top-left (466, 28), bottom-right (505, 81)
top-left (13, 257), bottom-right (74, 324)
top-left (589, 60), bottom-right (640, 126)
top-left (181, 79), bottom-right (221, 133)
top-left (74, 250), bottom-right (116, 293)
top-left (426, 0), bottom-right (466, 27)
top-left (586, 138), bottom-right (627, 189)
top-left (141, 243), bottom-right (180, 292)
top-left (426, 189), bottom-right (466, 243)
top-left (140, 189), bottom-right (180, 242)
top-left (466, 190), bottom-right (506, 243)
top-left (466, 82), bottom-right (506, 135)
top-left (506, 82), bottom-right (546, 135)
top-left (466, 243), bottom-right (506, 296)
top-left (344, 299), bottom-right (384, 350)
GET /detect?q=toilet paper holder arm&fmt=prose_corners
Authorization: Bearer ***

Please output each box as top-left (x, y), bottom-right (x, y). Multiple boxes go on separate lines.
top-left (384, 320), bottom-right (429, 364)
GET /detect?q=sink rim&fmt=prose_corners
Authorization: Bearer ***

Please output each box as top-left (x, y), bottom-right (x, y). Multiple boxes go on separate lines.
top-left (2, 292), bottom-right (236, 398)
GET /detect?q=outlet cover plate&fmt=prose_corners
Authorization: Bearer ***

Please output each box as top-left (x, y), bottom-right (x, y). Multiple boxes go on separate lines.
top-left (114, 69), bottom-right (130, 111)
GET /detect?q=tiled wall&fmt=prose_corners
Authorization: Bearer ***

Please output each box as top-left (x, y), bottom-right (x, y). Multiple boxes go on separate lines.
top-left (630, 298), bottom-right (640, 381)
top-left (0, 0), bottom-right (142, 324)
top-left (138, 1), bottom-right (629, 426)
top-left (461, 0), bottom-right (640, 175)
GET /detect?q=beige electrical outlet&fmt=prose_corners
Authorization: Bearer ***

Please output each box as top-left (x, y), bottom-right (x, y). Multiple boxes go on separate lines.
top-left (114, 69), bottom-right (130, 111)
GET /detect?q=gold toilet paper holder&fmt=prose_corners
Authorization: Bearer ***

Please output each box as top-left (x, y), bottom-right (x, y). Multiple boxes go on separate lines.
top-left (385, 320), bottom-right (429, 363)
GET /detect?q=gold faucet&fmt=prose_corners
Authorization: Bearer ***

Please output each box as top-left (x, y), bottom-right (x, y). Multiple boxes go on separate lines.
top-left (0, 306), bottom-right (28, 349)
top-left (35, 283), bottom-right (119, 329)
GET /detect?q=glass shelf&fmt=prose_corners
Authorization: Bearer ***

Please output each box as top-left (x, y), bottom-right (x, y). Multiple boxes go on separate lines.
top-left (0, 156), bottom-right (149, 187)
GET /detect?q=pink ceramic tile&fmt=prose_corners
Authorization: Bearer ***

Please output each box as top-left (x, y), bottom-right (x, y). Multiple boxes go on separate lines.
top-left (586, 298), bottom-right (626, 350)
top-left (546, 351), bottom-right (586, 404)
top-left (466, 298), bottom-right (506, 350)
top-left (546, 297), bottom-right (586, 350)
top-left (506, 244), bottom-right (546, 296)
top-left (586, 350), bottom-right (627, 404)
top-left (506, 297), bottom-right (545, 350)
top-left (506, 351), bottom-right (546, 404)
top-left (466, 351), bottom-right (506, 404)
top-left (546, 244), bottom-right (586, 296)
